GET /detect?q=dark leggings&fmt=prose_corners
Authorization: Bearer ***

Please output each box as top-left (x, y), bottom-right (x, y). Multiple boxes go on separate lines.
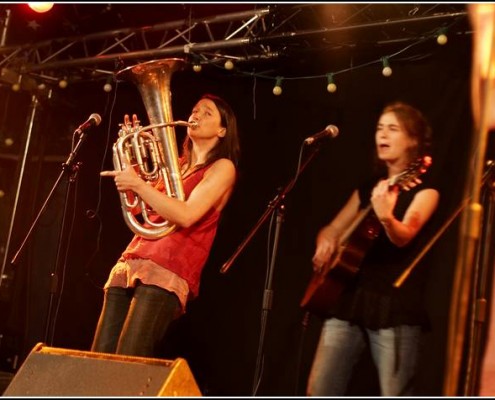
top-left (91, 282), bottom-right (181, 357)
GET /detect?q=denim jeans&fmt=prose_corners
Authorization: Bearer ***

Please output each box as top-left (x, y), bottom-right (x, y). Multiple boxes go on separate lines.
top-left (307, 318), bottom-right (422, 396)
top-left (91, 282), bottom-right (180, 357)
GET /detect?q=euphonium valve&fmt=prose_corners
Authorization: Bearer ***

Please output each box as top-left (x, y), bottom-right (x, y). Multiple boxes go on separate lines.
top-left (112, 58), bottom-right (190, 239)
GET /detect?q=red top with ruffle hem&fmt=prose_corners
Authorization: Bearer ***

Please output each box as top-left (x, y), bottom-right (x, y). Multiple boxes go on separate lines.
top-left (121, 164), bottom-right (220, 299)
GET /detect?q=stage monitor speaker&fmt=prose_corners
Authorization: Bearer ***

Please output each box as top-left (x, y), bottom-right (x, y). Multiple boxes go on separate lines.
top-left (3, 342), bottom-right (202, 396)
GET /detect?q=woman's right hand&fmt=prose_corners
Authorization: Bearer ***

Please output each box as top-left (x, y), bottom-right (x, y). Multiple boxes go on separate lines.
top-left (312, 229), bottom-right (338, 273)
top-left (310, 190), bottom-right (359, 273)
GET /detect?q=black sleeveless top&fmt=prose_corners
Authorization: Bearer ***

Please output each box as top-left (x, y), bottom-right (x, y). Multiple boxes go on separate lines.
top-left (330, 169), bottom-right (439, 330)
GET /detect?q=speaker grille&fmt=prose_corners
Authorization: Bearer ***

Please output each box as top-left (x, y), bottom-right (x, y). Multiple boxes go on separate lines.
top-left (3, 343), bottom-right (201, 396)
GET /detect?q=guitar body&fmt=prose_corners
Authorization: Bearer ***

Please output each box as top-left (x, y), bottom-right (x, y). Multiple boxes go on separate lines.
top-left (300, 156), bottom-right (432, 318)
top-left (300, 211), bottom-right (382, 317)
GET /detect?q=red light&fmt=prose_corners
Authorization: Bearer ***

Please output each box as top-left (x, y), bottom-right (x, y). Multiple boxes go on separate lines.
top-left (28, 3), bottom-right (54, 13)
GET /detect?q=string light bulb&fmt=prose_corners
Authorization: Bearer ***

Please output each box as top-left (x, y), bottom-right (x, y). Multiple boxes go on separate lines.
top-left (59, 77), bottom-right (68, 89)
top-left (381, 57), bottom-right (393, 77)
top-left (11, 75), bottom-right (22, 92)
top-left (326, 73), bottom-right (337, 93)
top-left (103, 77), bottom-right (113, 93)
top-left (272, 77), bottom-right (283, 95)
top-left (436, 28), bottom-right (448, 45)
top-left (193, 63), bottom-right (202, 73)
top-left (224, 60), bottom-right (234, 70)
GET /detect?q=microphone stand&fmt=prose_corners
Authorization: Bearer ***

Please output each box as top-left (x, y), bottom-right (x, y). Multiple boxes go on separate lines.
top-left (11, 127), bottom-right (91, 345)
top-left (463, 160), bottom-right (495, 395)
top-left (0, 94), bottom-right (40, 290)
top-left (221, 142), bottom-right (322, 396)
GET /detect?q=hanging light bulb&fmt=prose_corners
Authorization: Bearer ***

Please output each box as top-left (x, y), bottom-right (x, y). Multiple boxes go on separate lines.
top-left (326, 73), bottom-right (337, 93)
top-left (224, 60), bottom-right (234, 70)
top-left (193, 63), bottom-right (202, 73)
top-left (103, 77), bottom-right (113, 93)
top-left (381, 57), bottom-right (393, 77)
top-left (59, 77), bottom-right (68, 89)
top-left (11, 75), bottom-right (22, 92)
top-left (272, 77), bottom-right (283, 96)
top-left (103, 82), bottom-right (112, 93)
top-left (28, 3), bottom-right (54, 13)
top-left (437, 28), bottom-right (448, 45)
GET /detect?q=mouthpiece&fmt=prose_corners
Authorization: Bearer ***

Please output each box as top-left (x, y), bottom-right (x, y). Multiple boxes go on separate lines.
top-left (188, 121), bottom-right (199, 128)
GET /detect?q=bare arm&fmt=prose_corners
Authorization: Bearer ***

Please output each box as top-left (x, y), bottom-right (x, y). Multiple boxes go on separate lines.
top-left (372, 180), bottom-right (440, 247)
top-left (101, 158), bottom-right (236, 228)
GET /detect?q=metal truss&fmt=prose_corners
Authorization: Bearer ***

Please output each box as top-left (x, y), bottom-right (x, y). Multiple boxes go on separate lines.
top-left (0, 6), bottom-right (275, 85)
top-left (0, 3), bottom-right (470, 87)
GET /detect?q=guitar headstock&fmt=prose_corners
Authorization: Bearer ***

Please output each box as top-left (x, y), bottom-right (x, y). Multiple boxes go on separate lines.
top-left (389, 155), bottom-right (432, 190)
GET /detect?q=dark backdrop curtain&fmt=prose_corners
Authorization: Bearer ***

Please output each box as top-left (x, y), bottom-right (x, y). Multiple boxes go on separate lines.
top-left (0, 28), bottom-right (475, 396)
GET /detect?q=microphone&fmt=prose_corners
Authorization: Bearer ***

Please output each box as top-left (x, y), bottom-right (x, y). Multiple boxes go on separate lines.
top-left (304, 124), bottom-right (339, 145)
top-left (75, 113), bottom-right (102, 134)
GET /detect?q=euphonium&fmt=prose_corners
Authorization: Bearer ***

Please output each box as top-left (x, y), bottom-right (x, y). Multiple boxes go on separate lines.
top-left (112, 58), bottom-right (195, 239)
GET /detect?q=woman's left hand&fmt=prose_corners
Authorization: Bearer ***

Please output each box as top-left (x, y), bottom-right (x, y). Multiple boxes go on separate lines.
top-left (371, 179), bottom-right (398, 221)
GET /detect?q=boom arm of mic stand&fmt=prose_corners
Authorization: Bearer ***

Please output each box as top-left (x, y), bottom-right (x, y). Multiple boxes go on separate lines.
top-left (220, 146), bottom-right (321, 274)
top-left (394, 160), bottom-right (495, 288)
top-left (10, 130), bottom-right (90, 266)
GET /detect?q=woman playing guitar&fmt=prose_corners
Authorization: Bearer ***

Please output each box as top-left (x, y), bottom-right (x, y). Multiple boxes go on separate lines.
top-left (306, 102), bottom-right (440, 396)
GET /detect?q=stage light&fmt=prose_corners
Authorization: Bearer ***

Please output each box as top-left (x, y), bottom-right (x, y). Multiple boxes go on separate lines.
top-left (326, 73), bottom-right (337, 93)
top-left (381, 57), bottom-right (393, 77)
top-left (272, 77), bottom-right (283, 95)
top-left (28, 3), bottom-right (54, 13)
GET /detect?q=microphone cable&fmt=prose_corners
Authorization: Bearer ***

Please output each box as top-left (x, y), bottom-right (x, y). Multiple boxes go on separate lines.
top-left (82, 77), bottom-right (120, 289)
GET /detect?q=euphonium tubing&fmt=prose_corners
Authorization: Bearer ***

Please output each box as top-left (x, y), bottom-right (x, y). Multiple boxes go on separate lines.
top-left (112, 58), bottom-right (188, 239)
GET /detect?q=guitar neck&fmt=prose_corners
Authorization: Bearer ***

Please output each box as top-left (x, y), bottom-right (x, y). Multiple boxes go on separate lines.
top-left (339, 203), bottom-right (373, 245)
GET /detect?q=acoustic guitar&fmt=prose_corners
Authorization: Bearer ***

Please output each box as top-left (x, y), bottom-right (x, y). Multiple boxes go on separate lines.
top-left (300, 156), bottom-right (432, 318)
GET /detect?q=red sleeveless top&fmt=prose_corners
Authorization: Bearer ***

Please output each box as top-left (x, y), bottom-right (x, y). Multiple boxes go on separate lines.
top-left (121, 164), bottom-right (220, 298)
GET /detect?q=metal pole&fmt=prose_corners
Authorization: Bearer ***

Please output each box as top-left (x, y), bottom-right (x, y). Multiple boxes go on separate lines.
top-left (1, 8), bottom-right (11, 47)
top-left (464, 167), bottom-right (495, 395)
top-left (0, 94), bottom-right (39, 288)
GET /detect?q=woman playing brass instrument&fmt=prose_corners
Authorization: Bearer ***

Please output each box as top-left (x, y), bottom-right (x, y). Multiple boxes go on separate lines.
top-left (92, 93), bottom-right (240, 357)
